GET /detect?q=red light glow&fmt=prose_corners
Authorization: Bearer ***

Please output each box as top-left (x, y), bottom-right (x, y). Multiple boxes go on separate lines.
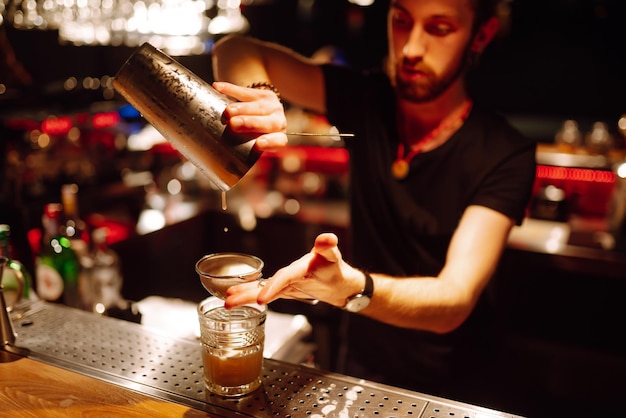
top-left (534, 165), bottom-right (616, 217)
top-left (92, 112), bottom-right (120, 129)
top-left (41, 116), bottom-right (72, 135)
top-left (536, 165), bottom-right (615, 184)
top-left (6, 118), bottom-right (39, 130)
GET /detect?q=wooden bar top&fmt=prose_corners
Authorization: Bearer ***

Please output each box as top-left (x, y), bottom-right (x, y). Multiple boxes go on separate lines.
top-left (0, 351), bottom-right (214, 417)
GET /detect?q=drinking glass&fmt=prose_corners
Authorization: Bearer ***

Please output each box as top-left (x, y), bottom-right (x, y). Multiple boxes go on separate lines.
top-left (197, 297), bottom-right (266, 397)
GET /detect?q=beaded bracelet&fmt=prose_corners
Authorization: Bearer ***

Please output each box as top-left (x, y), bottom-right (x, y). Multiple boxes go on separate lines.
top-left (248, 82), bottom-right (281, 101)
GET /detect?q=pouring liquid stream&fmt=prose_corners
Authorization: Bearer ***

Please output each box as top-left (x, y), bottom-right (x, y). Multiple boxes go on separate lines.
top-left (221, 191), bottom-right (229, 232)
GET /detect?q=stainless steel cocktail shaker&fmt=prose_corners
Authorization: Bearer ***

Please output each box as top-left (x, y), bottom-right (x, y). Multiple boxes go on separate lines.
top-left (113, 42), bottom-right (261, 191)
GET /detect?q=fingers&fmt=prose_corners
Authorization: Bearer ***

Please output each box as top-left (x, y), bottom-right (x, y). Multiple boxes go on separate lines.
top-left (224, 276), bottom-right (313, 309)
top-left (214, 81), bottom-right (274, 102)
top-left (226, 115), bottom-right (288, 151)
top-left (214, 81), bottom-right (283, 121)
top-left (258, 234), bottom-right (341, 304)
top-left (226, 112), bottom-right (283, 132)
top-left (212, 81), bottom-right (251, 100)
top-left (224, 233), bottom-right (343, 309)
top-left (212, 81), bottom-right (288, 151)
top-left (254, 133), bottom-right (289, 152)
top-left (256, 255), bottom-right (313, 305)
top-left (224, 280), bottom-right (273, 309)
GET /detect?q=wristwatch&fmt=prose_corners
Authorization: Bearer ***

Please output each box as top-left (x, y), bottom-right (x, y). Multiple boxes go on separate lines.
top-left (343, 271), bottom-right (374, 313)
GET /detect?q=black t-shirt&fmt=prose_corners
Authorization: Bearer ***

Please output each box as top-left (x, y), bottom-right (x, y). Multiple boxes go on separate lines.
top-left (321, 64), bottom-right (537, 395)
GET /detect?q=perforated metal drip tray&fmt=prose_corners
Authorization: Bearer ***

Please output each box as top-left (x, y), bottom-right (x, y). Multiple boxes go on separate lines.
top-left (7, 302), bottom-right (522, 417)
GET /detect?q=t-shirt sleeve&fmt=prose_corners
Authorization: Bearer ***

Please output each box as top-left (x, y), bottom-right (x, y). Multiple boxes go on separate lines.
top-left (471, 138), bottom-right (537, 225)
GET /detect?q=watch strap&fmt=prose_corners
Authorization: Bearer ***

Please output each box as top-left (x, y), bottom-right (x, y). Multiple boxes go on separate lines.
top-left (342, 271), bottom-right (374, 312)
top-left (361, 271), bottom-right (374, 297)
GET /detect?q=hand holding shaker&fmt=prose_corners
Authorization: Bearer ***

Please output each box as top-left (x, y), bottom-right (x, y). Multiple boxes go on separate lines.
top-left (112, 42), bottom-right (262, 191)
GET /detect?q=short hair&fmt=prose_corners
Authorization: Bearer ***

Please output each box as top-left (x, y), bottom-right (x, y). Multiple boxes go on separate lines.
top-left (472, 0), bottom-right (503, 29)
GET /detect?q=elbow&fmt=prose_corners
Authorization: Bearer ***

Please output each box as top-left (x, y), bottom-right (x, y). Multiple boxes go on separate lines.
top-left (430, 322), bottom-right (461, 335)
top-left (428, 283), bottom-right (484, 334)
top-left (429, 307), bottom-right (473, 335)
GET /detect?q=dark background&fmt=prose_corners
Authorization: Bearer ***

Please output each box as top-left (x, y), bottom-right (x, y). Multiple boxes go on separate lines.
top-left (3, 0), bottom-right (626, 127)
top-left (3, 3), bottom-right (626, 416)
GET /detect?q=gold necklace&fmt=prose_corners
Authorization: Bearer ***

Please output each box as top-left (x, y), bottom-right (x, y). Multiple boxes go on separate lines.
top-left (391, 99), bottom-right (473, 180)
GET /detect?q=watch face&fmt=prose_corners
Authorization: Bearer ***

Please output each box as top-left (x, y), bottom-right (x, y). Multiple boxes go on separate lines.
top-left (345, 295), bottom-right (371, 312)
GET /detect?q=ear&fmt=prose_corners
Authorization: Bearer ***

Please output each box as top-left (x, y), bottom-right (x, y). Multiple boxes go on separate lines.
top-left (471, 16), bottom-right (499, 53)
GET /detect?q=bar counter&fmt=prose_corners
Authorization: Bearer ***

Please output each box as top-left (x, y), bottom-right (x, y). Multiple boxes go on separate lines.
top-left (7, 174), bottom-right (624, 417)
top-left (0, 351), bottom-right (210, 417)
top-left (0, 302), bottom-right (522, 418)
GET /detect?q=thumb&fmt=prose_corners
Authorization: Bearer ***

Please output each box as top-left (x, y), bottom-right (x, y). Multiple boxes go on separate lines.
top-left (312, 233), bottom-right (340, 263)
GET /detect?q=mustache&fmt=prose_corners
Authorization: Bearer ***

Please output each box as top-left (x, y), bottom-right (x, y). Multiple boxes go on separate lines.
top-left (399, 57), bottom-right (433, 75)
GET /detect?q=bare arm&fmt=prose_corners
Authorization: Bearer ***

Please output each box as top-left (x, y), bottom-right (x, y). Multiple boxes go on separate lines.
top-left (364, 205), bottom-right (514, 333)
top-left (212, 34), bottom-right (326, 114)
top-left (225, 205), bottom-right (514, 334)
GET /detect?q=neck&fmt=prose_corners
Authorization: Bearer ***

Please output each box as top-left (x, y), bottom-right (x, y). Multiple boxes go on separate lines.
top-left (396, 79), bottom-right (470, 142)
top-left (398, 98), bottom-right (472, 148)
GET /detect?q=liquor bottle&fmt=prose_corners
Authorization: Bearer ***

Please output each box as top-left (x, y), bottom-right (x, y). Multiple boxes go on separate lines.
top-left (0, 224), bottom-right (30, 310)
top-left (79, 227), bottom-right (124, 313)
top-left (60, 183), bottom-right (89, 258)
top-left (36, 203), bottom-right (81, 307)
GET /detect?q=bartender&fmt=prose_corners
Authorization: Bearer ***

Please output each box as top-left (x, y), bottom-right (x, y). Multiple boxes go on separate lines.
top-left (212, 0), bottom-right (536, 410)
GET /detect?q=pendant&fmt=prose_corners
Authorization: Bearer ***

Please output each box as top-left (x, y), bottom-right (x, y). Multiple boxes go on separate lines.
top-left (391, 159), bottom-right (409, 179)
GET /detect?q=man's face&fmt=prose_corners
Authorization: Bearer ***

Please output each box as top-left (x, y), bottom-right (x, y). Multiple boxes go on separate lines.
top-left (387, 0), bottom-right (476, 102)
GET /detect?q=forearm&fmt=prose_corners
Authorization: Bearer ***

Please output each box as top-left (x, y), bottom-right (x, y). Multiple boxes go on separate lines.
top-left (212, 35), bottom-right (272, 87)
top-left (362, 272), bottom-right (477, 334)
top-left (361, 207), bottom-right (513, 333)
top-left (306, 258), bottom-right (478, 334)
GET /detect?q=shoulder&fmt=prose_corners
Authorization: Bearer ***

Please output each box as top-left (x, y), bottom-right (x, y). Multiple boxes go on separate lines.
top-left (457, 106), bottom-right (537, 187)
top-left (466, 106), bottom-right (536, 155)
top-left (470, 107), bottom-right (522, 136)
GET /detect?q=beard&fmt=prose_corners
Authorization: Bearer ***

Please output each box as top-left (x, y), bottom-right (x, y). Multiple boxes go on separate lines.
top-left (391, 46), bottom-right (471, 103)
